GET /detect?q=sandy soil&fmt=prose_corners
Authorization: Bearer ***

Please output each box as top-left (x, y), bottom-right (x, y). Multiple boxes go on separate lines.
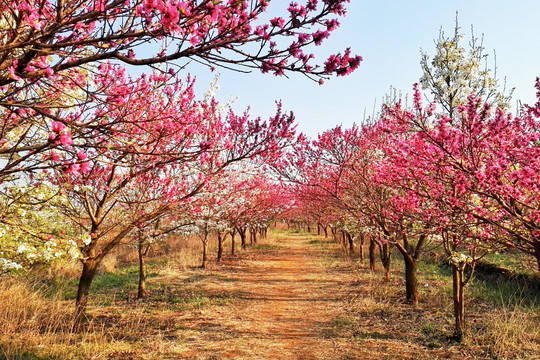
top-left (172, 233), bottom-right (366, 359)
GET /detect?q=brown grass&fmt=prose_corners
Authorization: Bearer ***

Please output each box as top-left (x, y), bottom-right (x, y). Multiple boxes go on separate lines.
top-left (0, 279), bottom-right (74, 358)
top-left (473, 305), bottom-right (540, 359)
top-left (0, 229), bottom-right (538, 359)
top-left (336, 246), bottom-right (540, 360)
top-left (0, 233), bottom-right (213, 359)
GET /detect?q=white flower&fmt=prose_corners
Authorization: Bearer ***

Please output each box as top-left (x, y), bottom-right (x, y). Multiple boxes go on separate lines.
top-left (66, 240), bottom-right (80, 259)
top-left (449, 252), bottom-right (472, 265)
top-left (0, 258), bottom-right (23, 271)
top-left (68, 247), bottom-right (80, 260)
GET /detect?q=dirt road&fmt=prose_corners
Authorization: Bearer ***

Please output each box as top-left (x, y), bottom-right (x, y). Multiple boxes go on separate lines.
top-left (175, 231), bottom-right (364, 359)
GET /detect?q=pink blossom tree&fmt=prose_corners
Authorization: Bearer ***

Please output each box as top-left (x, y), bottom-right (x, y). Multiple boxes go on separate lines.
top-left (0, 0), bottom-right (361, 180)
top-left (377, 81), bottom-right (539, 339)
top-left (44, 67), bottom-right (297, 328)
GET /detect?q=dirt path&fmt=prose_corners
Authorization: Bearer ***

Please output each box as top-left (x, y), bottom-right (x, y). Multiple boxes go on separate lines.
top-left (5, 230), bottom-right (538, 359)
top-left (174, 232), bottom-right (364, 359)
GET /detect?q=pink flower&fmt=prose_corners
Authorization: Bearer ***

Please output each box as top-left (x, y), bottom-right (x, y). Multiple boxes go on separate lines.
top-left (70, 163), bottom-right (80, 173)
top-left (312, 30), bottom-right (330, 46)
top-left (50, 151), bottom-right (61, 162)
top-left (80, 162), bottom-right (91, 173)
top-left (9, 60), bottom-right (22, 81)
top-left (270, 17), bottom-right (285, 29)
top-left (59, 131), bottom-right (73, 146)
top-left (325, 19), bottom-right (340, 31)
top-left (298, 33), bottom-right (311, 44)
top-left (77, 151), bottom-right (87, 160)
top-left (51, 121), bottom-right (65, 133)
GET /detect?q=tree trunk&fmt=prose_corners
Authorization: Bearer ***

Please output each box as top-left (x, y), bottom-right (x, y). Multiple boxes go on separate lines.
top-left (379, 242), bottom-right (392, 281)
top-left (452, 264), bottom-right (465, 341)
top-left (137, 238), bottom-right (148, 299)
top-left (369, 237), bottom-right (377, 271)
top-left (317, 223), bottom-right (321, 236)
top-left (74, 259), bottom-right (99, 331)
top-left (534, 240), bottom-right (540, 272)
top-left (217, 233), bottom-right (224, 262)
top-left (201, 239), bottom-right (208, 269)
top-left (230, 230), bottom-right (236, 256)
top-left (323, 225), bottom-right (328, 238)
top-left (238, 227), bottom-right (247, 250)
top-left (347, 232), bottom-right (354, 254)
top-left (404, 255), bottom-right (419, 305)
top-left (250, 227), bottom-right (257, 244)
top-left (404, 234), bottom-right (427, 304)
top-left (358, 233), bottom-right (364, 260)
top-left (393, 241), bottom-right (420, 305)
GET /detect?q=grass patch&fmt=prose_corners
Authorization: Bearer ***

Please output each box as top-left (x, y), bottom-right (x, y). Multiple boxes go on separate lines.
top-left (93, 260), bottom-right (163, 292)
top-left (472, 304), bottom-right (540, 359)
top-left (323, 316), bottom-right (356, 338)
top-left (215, 274), bottom-right (240, 282)
top-left (482, 250), bottom-right (534, 275)
top-left (251, 243), bottom-right (282, 251)
top-left (418, 258), bottom-right (452, 280)
top-left (93, 266), bottom-right (139, 292)
top-left (40, 276), bottom-right (79, 300)
top-left (169, 294), bottom-right (233, 308)
top-left (469, 277), bottom-right (540, 309)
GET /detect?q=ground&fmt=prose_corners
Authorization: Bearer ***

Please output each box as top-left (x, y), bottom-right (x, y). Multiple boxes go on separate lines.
top-left (1, 229), bottom-right (539, 359)
top-left (172, 232), bottom-right (363, 359)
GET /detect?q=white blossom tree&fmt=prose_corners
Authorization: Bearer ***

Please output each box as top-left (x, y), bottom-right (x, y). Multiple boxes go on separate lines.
top-left (0, 180), bottom-right (80, 275)
top-left (420, 17), bottom-right (513, 119)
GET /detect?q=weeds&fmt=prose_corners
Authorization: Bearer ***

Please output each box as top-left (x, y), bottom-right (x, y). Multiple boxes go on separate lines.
top-left (251, 243), bottom-right (282, 251)
top-left (473, 303), bottom-right (540, 359)
top-left (1, 229), bottom-right (539, 359)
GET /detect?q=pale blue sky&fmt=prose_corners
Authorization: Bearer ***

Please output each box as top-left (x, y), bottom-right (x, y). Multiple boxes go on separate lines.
top-left (154, 1), bottom-right (540, 139)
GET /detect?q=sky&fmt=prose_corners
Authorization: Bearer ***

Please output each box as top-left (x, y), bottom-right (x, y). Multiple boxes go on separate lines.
top-left (163, 1), bottom-right (540, 139)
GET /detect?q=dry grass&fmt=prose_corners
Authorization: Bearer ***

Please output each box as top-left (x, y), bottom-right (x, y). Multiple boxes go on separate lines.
top-left (333, 242), bottom-right (540, 360)
top-left (0, 228), bottom-right (539, 359)
top-left (165, 234), bottom-right (205, 270)
top-left (0, 233), bottom-right (216, 359)
top-left (473, 305), bottom-right (540, 359)
top-left (0, 279), bottom-right (74, 358)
